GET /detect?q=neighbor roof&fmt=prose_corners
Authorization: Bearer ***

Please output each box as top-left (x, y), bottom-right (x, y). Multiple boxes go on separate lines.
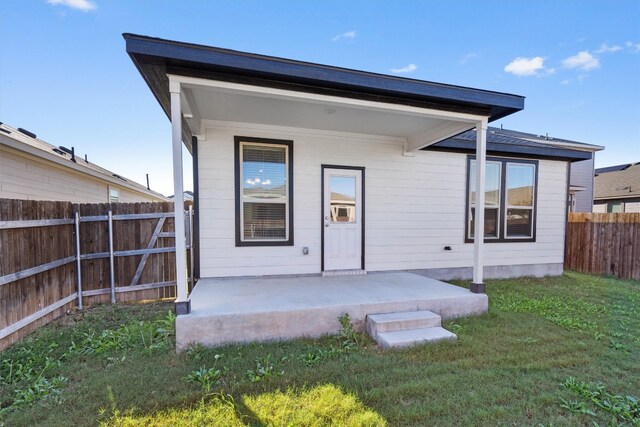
top-left (123, 33), bottom-right (525, 144)
top-left (0, 122), bottom-right (168, 200)
top-left (594, 162), bottom-right (640, 200)
top-left (429, 126), bottom-right (597, 161)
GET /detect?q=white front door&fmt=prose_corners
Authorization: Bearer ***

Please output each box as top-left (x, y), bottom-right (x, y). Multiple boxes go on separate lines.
top-left (323, 168), bottom-right (363, 271)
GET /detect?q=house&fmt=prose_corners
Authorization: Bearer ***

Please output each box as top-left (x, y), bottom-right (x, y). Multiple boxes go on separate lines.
top-left (593, 162), bottom-right (640, 212)
top-left (168, 190), bottom-right (194, 204)
top-left (124, 34), bottom-right (594, 348)
top-left (0, 122), bottom-right (168, 203)
top-left (457, 127), bottom-right (603, 212)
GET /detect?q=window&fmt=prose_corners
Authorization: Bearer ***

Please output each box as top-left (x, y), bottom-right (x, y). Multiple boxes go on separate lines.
top-left (235, 136), bottom-right (293, 246)
top-left (466, 157), bottom-right (537, 242)
top-left (607, 201), bottom-right (623, 213)
top-left (330, 176), bottom-right (356, 223)
top-left (109, 187), bottom-right (120, 203)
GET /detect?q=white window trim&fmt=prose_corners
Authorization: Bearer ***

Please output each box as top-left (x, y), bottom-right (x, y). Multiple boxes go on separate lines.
top-left (504, 162), bottom-right (536, 239)
top-left (468, 160), bottom-right (502, 240)
top-left (109, 187), bottom-right (120, 203)
top-left (239, 141), bottom-right (290, 243)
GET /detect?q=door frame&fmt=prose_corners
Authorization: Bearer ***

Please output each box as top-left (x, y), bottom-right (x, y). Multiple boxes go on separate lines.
top-left (321, 164), bottom-right (366, 271)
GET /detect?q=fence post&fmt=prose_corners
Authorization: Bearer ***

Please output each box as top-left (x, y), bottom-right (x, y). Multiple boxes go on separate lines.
top-left (74, 211), bottom-right (83, 310)
top-left (108, 210), bottom-right (116, 304)
top-left (189, 205), bottom-right (194, 291)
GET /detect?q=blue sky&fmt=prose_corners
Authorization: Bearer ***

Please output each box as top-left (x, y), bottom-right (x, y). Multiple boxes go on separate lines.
top-left (1, 0), bottom-right (639, 196)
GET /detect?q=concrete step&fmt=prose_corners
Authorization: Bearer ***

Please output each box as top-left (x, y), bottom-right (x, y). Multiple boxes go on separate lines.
top-left (376, 326), bottom-right (457, 348)
top-left (366, 310), bottom-right (441, 337)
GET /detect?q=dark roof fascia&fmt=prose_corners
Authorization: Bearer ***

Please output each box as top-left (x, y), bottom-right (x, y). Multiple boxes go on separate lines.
top-left (426, 139), bottom-right (593, 162)
top-left (488, 127), bottom-right (602, 149)
top-left (595, 163), bottom-right (637, 174)
top-left (123, 33), bottom-right (524, 121)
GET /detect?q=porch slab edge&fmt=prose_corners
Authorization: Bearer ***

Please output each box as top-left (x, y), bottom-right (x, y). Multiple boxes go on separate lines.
top-left (176, 293), bottom-right (487, 350)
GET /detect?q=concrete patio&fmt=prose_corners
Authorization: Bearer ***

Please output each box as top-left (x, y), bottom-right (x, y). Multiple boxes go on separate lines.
top-left (176, 272), bottom-right (488, 350)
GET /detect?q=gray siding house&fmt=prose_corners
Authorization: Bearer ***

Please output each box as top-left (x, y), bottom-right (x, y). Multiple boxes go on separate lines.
top-left (593, 162), bottom-right (640, 212)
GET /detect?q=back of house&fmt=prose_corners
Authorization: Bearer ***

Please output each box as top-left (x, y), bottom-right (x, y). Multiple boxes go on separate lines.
top-left (124, 34), bottom-right (598, 287)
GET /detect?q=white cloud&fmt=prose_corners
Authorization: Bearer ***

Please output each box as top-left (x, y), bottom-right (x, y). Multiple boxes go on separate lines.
top-left (47, 0), bottom-right (96, 11)
top-left (561, 79), bottom-right (570, 85)
top-left (595, 43), bottom-right (622, 53)
top-left (390, 63), bottom-right (417, 74)
top-left (626, 41), bottom-right (640, 52)
top-left (577, 74), bottom-right (588, 83)
top-left (562, 51), bottom-right (600, 70)
top-left (504, 56), bottom-right (546, 76)
top-left (332, 31), bottom-right (356, 42)
top-left (460, 52), bottom-right (479, 64)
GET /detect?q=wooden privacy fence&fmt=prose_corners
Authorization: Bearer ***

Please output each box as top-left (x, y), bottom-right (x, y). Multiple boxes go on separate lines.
top-left (0, 199), bottom-right (193, 350)
top-left (565, 212), bottom-right (640, 280)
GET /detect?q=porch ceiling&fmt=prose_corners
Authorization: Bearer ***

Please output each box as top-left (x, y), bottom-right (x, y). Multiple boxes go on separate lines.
top-left (179, 78), bottom-right (482, 148)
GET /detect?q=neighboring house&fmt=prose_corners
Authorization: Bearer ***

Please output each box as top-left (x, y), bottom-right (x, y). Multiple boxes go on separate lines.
top-left (124, 34), bottom-right (594, 316)
top-left (460, 127), bottom-right (603, 212)
top-left (593, 162), bottom-right (640, 212)
top-left (168, 190), bottom-right (194, 203)
top-left (0, 122), bottom-right (168, 203)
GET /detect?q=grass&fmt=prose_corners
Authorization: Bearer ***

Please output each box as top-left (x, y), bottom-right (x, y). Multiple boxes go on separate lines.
top-left (1, 271), bottom-right (638, 426)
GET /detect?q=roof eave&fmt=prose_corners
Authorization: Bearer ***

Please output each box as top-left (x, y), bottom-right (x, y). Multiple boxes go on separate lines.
top-left (123, 33), bottom-right (524, 123)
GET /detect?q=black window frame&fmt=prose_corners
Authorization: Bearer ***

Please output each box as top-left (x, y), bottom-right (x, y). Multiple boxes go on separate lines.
top-left (234, 136), bottom-right (294, 247)
top-left (465, 155), bottom-right (538, 243)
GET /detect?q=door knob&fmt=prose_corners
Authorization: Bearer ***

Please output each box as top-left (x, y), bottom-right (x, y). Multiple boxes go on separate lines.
top-left (325, 223), bottom-right (329, 227)
top-left (325, 216), bottom-right (329, 220)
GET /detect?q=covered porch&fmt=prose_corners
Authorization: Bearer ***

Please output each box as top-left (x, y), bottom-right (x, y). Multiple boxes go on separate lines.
top-left (176, 272), bottom-right (487, 349)
top-left (124, 34), bottom-right (525, 343)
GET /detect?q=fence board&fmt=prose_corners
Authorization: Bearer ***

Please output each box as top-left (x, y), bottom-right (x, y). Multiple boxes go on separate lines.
top-left (565, 212), bottom-right (640, 280)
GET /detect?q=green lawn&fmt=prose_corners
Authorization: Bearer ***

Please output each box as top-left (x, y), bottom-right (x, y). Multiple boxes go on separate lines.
top-left (1, 272), bottom-right (638, 426)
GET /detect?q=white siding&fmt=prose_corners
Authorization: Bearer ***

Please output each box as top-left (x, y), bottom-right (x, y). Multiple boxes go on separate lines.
top-left (198, 122), bottom-right (568, 277)
top-left (625, 201), bottom-right (640, 213)
top-left (0, 147), bottom-right (161, 203)
top-left (592, 199), bottom-right (640, 213)
top-left (592, 202), bottom-right (607, 213)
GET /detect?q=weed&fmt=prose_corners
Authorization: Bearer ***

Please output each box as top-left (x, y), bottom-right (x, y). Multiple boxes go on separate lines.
top-left (186, 343), bottom-right (208, 361)
top-left (187, 354), bottom-right (226, 392)
top-left (188, 367), bottom-right (223, 393)
top-left (246, 354), bottom-right (282, 383)
top-left (12, 375), bottom-right (67, 407)
top-left (593, 332), bottom-right (606, 341)
top-left (0, 340), bottom-right (68, 416)
top-left (338, 313), bottom-right (361, 346)
top-left (558, 397), bottom-right (596, 416)
top-left (70, 311), bottom-right (175, 355)
top-left (609, 340), bottom-right (628, 351)
top-left (449, 323), bottom-right (464, 334)
top-left (560, 377), bottom-right (640, 424)
top-left (299, 348), bottom-right (333, 366)
top-left (493, 293), bottom-right (604, 332)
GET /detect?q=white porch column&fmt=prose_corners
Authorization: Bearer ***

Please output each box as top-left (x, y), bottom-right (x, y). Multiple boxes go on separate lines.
top-left (170, 80), bottom-right (190, 313)
top-left (472, 118), bottom-right (488, 293)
